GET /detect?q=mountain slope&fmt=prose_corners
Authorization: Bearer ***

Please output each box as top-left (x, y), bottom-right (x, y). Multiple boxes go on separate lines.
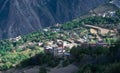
top-left (0, 0), bottom-right (108, 39)
top-left (111, 0), bottom-right (120, 8)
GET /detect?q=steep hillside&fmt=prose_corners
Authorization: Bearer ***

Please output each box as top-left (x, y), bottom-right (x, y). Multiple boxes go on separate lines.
top-left (111, 0), bottom-right (120, 8)
top-left (0, 0), bottom-right (108, 39)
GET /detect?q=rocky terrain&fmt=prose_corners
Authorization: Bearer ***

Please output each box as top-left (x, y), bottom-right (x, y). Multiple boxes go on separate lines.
top-left (0, 0), bottom-right (108, 39)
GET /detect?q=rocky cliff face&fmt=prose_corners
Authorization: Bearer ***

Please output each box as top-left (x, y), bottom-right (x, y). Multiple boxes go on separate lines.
top-left (0, 0), bottom-right (107, 39)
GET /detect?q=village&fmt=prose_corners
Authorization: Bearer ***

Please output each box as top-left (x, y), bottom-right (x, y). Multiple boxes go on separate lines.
top-left (7, 8), bottom-right (119, 58)
top-left (9, 22), bottom-right (118, 58)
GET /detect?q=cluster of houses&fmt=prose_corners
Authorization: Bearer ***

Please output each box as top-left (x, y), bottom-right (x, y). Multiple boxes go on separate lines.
top-left (90, 10), bottom-right (116, 17)
top-left (42, 37), bottom-right (113, 57)
top-left (98, 11), bottom-right (116, 17)
top-left (10, 36), bottom-right (22, 42)
top-left (43, 39), bottom-right (77, 58)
